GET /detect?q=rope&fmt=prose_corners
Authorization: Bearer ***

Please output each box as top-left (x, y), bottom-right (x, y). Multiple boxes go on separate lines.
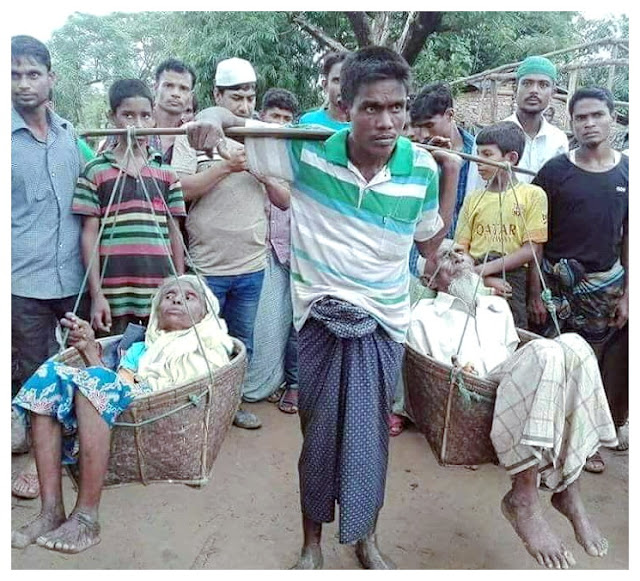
top-left (67, 126), bottom-right (222, 403)
top-left (113, 389), bottom-right (207, 427)
top-left (503, 166), bottom-right (562, 337)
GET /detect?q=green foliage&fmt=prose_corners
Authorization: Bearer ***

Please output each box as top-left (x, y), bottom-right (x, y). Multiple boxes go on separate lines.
top-left (45, 11), bottom-right (629, 127)
top-left (173, 12), bottom-right (320, 112)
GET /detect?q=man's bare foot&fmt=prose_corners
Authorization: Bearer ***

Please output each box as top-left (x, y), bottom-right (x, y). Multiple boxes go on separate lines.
top-left (501, 491), bottom-right (576, 569)
top-left (11, 510), bottom-right (65, 549)
top-left (36, 511), bottom-right (101, 554)
top-left (551, 485), bottom-right (608, 557)
top-left (355, 533), bottom-right (397, 569)
top-left (291, 545), bottom-right (323, 569)
top-left (12, 456), bottom-right (39, 499)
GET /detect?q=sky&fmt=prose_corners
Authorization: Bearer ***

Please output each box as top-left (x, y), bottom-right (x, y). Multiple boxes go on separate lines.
top-left (6, 3), bottom-right (630, 44)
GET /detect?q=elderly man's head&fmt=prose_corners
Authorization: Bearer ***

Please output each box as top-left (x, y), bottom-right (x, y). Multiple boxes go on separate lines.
top-left (429, 241), bottom-right (484, 306)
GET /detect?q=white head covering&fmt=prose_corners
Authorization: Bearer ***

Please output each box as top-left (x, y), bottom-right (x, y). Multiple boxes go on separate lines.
top-left (136, 275), bottom-right (234, 392)
top-left (215, 57), bottom-right (256, 87)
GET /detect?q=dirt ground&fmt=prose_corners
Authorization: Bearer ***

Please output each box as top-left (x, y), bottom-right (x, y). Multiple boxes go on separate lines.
top-left (11, 400), bottom-right (628, 570)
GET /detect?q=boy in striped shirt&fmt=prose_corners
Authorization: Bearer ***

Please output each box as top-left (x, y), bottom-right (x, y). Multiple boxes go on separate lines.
top-left (73, 79), bottom-right (186, 335)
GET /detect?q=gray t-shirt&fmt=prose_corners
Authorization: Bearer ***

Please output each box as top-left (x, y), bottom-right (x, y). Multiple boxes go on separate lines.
top-left (172, 133), bottom-right (267, 276)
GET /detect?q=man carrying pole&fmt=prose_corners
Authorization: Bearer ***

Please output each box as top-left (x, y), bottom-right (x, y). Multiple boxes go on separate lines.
top-left (186, 46), bottom-right (461, 569)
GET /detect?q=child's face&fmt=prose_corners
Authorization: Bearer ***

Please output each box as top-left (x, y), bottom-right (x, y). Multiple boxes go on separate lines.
top-left (476, 143), bottom-right (511, 182)
top-left (110, 97), bottom-right (154, 148)
top-left (260, 106), bottom-right (293, 126)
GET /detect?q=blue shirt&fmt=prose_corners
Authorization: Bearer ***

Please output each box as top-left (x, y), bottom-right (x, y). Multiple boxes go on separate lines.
top-left (298, 108), bottom-right (350, 131)
top-left (11, 107), bottom-right (85, 299)
top-left (448, 126), bottom-right (476, 238)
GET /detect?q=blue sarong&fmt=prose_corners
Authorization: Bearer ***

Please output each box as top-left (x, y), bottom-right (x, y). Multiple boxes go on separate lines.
top-left (297, 297), bottom-right (404, 544)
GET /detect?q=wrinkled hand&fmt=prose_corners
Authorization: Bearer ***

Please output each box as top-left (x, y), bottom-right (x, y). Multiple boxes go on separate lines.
top-left (484, 277), bottom-right (512, 299)
top-left (610, 293), bottom-right (628, 329)
top-left (60, 312), bottom-right (98, 356)
top-left (185, 120), bottom-right (229, 159)
top-left (527, 295), bottom-right (548, 327)
top-left (91, 293), bottom-right (112, 333)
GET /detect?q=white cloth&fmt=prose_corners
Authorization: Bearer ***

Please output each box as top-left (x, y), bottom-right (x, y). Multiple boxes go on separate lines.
top-left (137, 275), bottom-right (234, 392)
top-left (406, 293), bottom-right (519, 376)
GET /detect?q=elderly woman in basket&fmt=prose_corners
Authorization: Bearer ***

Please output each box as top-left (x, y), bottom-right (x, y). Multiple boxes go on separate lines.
top-left (11, 275), bottom-right (233, 554)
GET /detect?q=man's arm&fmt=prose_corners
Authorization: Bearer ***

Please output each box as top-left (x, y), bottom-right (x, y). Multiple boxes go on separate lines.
top-left (612, 219), bottom-right (629, 329)
top-left (81, 216), bottom-right (111, 332)
top-left (178, 139), bottom-right (249, 203)
top-left (253, 174), bottom-right (291, 210)
top-left (475, 242), bottom-right (541, 277)
top-left (168, 218), bottom-right (185, 275)
top-left (415, 151), bottom-right (462, 265)
top-left (186, 108), bottom-right (248, 155)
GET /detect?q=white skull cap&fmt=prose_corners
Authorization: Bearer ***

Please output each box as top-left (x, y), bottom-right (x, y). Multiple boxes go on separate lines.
top-left (215, 57), bottom-right (256, 87)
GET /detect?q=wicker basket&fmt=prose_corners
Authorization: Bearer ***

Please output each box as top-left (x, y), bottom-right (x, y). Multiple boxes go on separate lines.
top-left (63, 337), bottom-right (245, 488)
top-left (404, 329), bottom-right (538, 466)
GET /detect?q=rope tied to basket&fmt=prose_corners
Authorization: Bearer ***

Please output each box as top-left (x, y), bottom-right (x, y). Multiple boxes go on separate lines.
top-left (448, 356), bottom-right (494, 407)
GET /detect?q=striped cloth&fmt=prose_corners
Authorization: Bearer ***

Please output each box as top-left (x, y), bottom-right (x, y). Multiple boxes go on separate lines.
top-left (298, 298), bottom-right (404, 544)
top-left (489, 333), bottom-right (617, 492)
top-left (541, 257), bottom-right (625, 349)
top-left (72, 149), bottom-right (186, 318)
top-left (245, 122), bottom-right (442, 343)
top-left (243, 250), bottom-right (295, 402)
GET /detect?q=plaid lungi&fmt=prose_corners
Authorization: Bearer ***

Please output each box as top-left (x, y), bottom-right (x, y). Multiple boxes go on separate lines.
top-left (489, 333), bottom-right (618, 492)
top-left (297, 297), bottom-right (404, 544)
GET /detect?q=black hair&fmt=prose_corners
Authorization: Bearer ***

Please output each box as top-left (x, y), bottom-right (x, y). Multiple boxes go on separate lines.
top-left (11, 35), bottom-right (51, 71)
top-left (340, 46), bottom-right (411, 107)
top-left (215, 82), bottom-right (256, 95)
top-left (475, 121), bottom-right (526, 162)
top-left (322, 51), bottom-right (349, 77)
top-left (109, 79), bottom-right (153, 112)
top-left (155, 58), bottom-right (197, 88)
top-left (261, 88), bottom-right (299, 116)
top-left (568, 86), bottom-right (615, 116)
top-left (410, 82), bottom-right (453, 122)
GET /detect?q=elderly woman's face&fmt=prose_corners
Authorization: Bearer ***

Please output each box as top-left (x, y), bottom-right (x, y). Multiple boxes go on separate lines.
top-left (156, 281), bottom-right (206, 332)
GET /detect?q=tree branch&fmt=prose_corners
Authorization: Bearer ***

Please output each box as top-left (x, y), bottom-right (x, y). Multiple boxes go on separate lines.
top-left (345, 11), bottom-right (373, 47)
top-left (292, 14), bottom-right (349, 53)
top-left (397, 12), bottom-right (443, 66)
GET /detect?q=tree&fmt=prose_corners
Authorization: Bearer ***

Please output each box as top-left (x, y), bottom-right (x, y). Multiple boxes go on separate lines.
top-left (292, 11), bottom-right (444, 65)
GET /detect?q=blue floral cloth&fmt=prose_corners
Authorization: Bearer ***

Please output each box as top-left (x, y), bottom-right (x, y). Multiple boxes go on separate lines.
top-left (12, 360), bottom-right (151, 464)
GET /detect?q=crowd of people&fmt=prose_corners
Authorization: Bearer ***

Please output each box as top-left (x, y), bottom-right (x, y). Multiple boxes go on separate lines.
top-left (11, 33), bottom-right (628, 569)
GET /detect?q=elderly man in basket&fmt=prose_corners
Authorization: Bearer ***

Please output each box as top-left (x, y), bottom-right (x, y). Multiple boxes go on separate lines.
top-left (406, 241), bottom-right (618, 569)
top-left (11, 275), bottom-right (233, 554)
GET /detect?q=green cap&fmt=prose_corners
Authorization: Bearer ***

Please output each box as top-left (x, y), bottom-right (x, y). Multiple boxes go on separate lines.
top-left (516, 56), bottom-right (557, 82)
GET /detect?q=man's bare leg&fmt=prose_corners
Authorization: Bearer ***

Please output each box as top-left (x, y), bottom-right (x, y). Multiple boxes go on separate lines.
top-left (37, 393), bottom-right (109, 554)
top-left (291, 516), bottom-right (323, 569)
top-left (355, 515), bottom-right (396, 569)
top-left (551, 478), bottom-right (608, 557)
top-left (11, 415), bottom-right (66, 548)
top-left (501, 466), bottom-right (576, 569)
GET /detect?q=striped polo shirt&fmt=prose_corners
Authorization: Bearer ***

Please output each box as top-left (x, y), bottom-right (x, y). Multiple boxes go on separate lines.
top-left (72, 149), bottom-right (186, 318)
top-left (245, 125), bottom-right (442, 342)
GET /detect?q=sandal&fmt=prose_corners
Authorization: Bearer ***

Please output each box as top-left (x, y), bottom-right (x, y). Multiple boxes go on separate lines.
top-left (267, 385), bottom-right (285, 404)
top-left (278, 388), bottom-right (299, 414)
top-left (388, 413), bottom-right (405, 437)
top-left (12, 471), bottom-right (40, 499)
top-left (584, 451), bottom-right (606, 474)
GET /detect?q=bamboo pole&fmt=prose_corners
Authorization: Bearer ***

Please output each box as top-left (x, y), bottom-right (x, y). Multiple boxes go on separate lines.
top-left (79, 125), bottom-right (537, 176)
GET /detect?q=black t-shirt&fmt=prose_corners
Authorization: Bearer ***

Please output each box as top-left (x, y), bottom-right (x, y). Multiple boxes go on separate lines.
top-left (533, 153), bottom-right (628, 273)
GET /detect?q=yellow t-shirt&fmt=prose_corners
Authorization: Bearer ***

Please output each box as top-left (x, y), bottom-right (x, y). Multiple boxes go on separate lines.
top-left (455, 182), bottom-right (548, 259)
